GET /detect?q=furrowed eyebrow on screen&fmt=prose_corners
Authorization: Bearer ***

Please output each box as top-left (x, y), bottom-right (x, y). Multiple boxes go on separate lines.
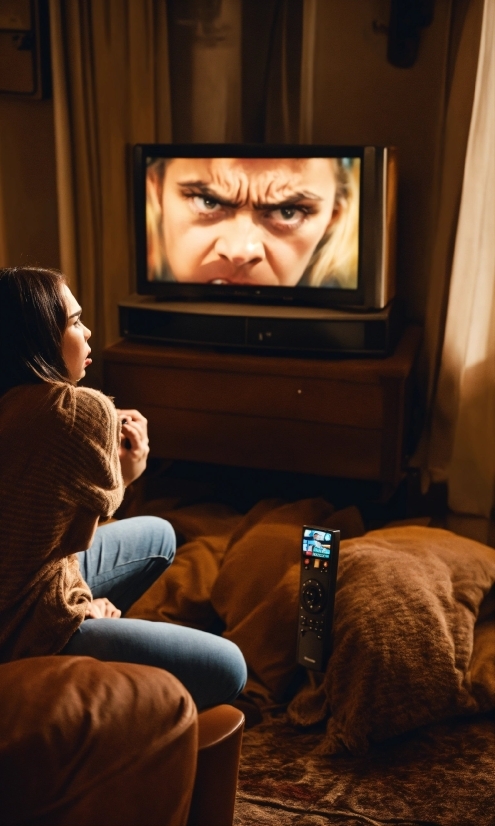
top-left (178, 181), bottom-right (242, 208)
top-left (178, 181), bottom-right (324, 210)
top-left (255, 193), bottom-right (324, 211)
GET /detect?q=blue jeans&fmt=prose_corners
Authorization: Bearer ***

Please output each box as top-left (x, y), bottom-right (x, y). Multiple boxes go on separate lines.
top-left (61, 517), bottom-right (247, 710)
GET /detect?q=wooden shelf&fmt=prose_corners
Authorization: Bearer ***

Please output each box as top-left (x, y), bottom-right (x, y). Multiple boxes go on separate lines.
top-left (103, 326), bottom-right (421, 489)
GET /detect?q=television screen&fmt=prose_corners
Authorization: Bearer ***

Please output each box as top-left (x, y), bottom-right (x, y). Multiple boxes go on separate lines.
top-left (134, 144), bottom-right (396, 311)
top-left (145, 154), bottom-right (361, 291)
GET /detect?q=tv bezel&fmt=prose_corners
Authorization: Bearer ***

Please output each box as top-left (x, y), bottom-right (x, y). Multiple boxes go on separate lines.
top-left (133, 143), bottom-right (392, 310)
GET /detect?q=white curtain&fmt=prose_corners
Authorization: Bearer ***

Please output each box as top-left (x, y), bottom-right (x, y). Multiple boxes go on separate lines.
top-left (427, 0), bottom-right (495, 516)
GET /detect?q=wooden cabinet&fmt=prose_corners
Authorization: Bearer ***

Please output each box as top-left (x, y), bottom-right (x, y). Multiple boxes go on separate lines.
top-left (103, 326), bottom-right (421, 490)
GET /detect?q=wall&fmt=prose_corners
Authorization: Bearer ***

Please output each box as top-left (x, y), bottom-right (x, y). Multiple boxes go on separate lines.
top-left (312, 0), bottom-right (453, 321)
top-left (0, 96), bottom-right (59, 269)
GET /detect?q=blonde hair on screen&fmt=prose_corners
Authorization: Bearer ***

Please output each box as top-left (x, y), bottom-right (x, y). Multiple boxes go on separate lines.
top-left (305, 158), bottom-right (360, 288)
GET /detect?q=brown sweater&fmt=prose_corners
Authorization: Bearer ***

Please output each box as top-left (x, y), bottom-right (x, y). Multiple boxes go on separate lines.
top-left (0, 382), bottom-right (124, 661)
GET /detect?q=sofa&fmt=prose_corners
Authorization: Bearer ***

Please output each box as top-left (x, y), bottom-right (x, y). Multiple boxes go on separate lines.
top-left (0, 654), bottom-right (244, 826)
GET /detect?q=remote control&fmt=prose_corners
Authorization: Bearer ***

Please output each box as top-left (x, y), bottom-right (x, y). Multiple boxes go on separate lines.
top-left (297, 525), bottom-right (340, 672)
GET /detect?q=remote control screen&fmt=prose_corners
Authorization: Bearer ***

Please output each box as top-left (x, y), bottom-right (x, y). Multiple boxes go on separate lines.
top-left (302, 528), bottom-right (333, 559)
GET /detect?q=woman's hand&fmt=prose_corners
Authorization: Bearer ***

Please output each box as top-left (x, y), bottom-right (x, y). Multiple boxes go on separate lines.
top-left (85, 597), bottom-right (121, 619)
top-left (117, 408), bottom-right (150, 486)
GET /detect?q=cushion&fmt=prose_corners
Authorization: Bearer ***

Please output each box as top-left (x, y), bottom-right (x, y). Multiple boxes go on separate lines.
top-left (211, 498), bottom-right (364, 698)
top-left (287, 526), bottom-right (495, 755)
top-left (127, 502), bottom-right (241, 629)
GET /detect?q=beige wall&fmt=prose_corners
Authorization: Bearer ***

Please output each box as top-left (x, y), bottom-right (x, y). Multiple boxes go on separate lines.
top-left (313, 0), bottom-right (453, 321)
top-left (0, 97), bottom-right (59, 269)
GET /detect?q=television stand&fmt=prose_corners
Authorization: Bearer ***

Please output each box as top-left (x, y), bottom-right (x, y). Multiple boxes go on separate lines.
top-left (118, 294), bottom-right (402, 357)
top-left (103, 325), bottom-right (421, 496)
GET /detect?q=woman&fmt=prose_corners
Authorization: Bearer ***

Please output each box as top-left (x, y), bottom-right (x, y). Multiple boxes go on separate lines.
top-left (0, 266), bottom-right (247, 710)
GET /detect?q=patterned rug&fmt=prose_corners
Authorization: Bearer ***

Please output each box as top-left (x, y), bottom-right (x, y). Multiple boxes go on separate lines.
top-left (234, 710), bottom-right (495, 826)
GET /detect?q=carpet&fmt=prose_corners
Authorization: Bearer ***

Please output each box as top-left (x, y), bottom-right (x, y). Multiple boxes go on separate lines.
top-left (234, 710), bottom-right (495, 826)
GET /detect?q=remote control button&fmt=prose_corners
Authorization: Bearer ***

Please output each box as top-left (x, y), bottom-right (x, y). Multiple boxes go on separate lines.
top-left (301, 579), bottom-right (326, 614)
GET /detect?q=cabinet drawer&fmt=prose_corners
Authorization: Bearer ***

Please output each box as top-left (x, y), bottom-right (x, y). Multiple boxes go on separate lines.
top-left (106, 363), bottom-right (384, 429)
top-left (144, 406), bottom-right (383, 480)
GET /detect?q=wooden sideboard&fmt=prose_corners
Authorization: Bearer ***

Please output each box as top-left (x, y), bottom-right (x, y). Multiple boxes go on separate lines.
top-left (103, 325), bottom-right (421, 492)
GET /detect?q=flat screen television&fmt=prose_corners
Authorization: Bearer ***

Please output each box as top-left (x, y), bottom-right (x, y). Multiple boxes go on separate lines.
top-left (133, 144), bottom-right (397, 311)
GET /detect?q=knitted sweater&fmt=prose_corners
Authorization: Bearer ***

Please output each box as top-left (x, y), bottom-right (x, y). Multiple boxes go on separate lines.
top-left (0, 382), bottom-right (124, 661)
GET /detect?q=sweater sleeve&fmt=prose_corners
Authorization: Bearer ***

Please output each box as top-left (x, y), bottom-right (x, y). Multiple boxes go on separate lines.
top-left (56, 385), bottom-right (125, 519)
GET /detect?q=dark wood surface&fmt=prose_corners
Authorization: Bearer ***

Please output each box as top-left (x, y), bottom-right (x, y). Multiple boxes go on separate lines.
top-left (103, 326), bottom-right (421, 487)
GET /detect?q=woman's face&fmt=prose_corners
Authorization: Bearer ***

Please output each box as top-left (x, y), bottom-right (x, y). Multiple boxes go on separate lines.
top-left (61, 285), bottom-right (92, 382)
top-left (159, 157), bottom-right (339, 286)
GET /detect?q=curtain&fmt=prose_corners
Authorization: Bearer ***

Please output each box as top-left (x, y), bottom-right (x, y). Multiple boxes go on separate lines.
top-left (298, 0), bottom-right (316, 143)
top-left (418, 0), bottom-right (484, 416)
top-left (167, 0), bottom-right (304, 144)
top-left (49, 0), bottom-right (171, 385)
top-left (262, 0), bottom-right (304, 143)
top-left (419, 0), bottom-right (495, 517)
top-left (167, 0), bottom-right (242, 142)
top-left (0, 165), bottom-right (6, 266)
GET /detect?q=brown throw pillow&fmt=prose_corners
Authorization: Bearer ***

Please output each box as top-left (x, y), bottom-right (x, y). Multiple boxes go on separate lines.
top-left (211, 498), bottom-right (364, 698)
top-left (288, 526), bottom-right (495, 755)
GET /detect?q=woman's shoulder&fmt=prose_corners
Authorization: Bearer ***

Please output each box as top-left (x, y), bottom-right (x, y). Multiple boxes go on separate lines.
top-left (67, 384), bottom-right (116, 415)
top-left (54, 384), bottom-right (118, 433)
top-left (0, 382), bottom-right (117, 432)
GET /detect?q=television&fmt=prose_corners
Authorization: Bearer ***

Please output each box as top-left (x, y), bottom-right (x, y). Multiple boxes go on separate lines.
top-left (133, 144), bottom-right (397, 312)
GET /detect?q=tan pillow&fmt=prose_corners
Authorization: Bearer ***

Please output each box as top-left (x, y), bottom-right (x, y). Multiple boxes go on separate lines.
top-left (127, 534), bottom-right (228, 629)
top-left (224, 564), bottom-right (301, 700)
top-left (127, 502), bottom-right (241, 629)
top-left (288, 526), bottom-right (495, 755)
top-left (211, 498), bottom-right (364, 697)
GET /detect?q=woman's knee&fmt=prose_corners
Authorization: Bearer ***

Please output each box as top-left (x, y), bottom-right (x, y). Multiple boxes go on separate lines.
top-left (62, 618), bottom-right (247, 710)
top-left (210, 637), bottom-right (248, 705)
top-left (135, 516), bottom-right (176, 565)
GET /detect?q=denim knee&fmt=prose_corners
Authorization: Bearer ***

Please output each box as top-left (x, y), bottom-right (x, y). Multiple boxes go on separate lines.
top-left (214, 638), bottom-right (248, 705)
top-left (141, 516), bottom-right (176, 565)
top-left (61, 618), bottom-right (247, 711)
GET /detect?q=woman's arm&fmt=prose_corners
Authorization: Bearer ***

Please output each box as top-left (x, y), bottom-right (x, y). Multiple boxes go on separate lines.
top-left (117, 409), bottom-right (150, 487)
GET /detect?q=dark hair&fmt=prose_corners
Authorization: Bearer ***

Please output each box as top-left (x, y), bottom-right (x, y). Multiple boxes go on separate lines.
top-left (0, 267), bottom-right (71, 396)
